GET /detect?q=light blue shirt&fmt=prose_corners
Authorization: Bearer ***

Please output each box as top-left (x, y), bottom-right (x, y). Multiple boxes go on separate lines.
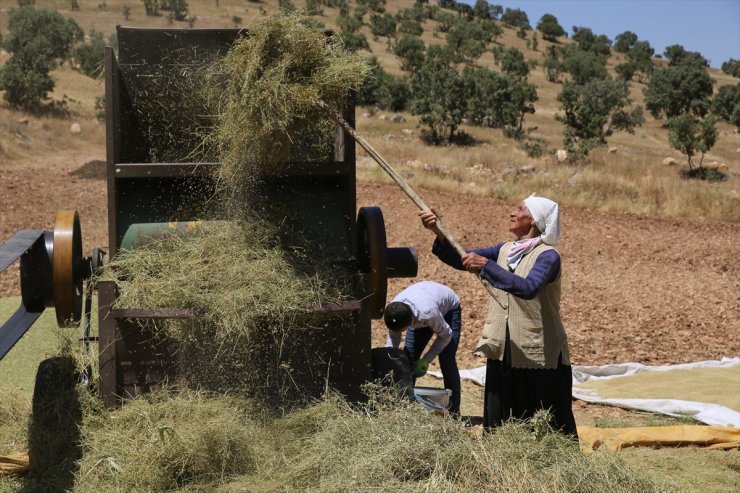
top-left (385, 281), bottom-right (460, 363)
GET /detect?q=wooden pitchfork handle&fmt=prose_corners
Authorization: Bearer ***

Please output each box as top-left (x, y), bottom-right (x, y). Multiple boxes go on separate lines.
top-left (316, 100), bottom-right (506, 307)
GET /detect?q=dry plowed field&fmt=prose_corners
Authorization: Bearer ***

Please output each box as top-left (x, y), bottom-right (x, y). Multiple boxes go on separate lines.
top-left (2, 154), bottom-right (738, 370)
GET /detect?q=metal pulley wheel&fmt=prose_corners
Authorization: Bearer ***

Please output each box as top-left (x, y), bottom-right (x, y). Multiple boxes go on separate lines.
top-left (357, 207), bottom-right (388, 319)
top-left (52, 211), bottom-right (84, 327)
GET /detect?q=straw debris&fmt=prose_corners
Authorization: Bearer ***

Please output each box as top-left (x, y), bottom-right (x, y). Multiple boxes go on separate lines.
top-left (213, 13), bottom-right (370, 190)
top-left (73, 390), bottom-right (263, 493)
top-left (64, 388), bottom-right (661, 492)
top-left (262, 388), bottom-right (660, 493)
top-left (126, 60), bottom-right (223, 163)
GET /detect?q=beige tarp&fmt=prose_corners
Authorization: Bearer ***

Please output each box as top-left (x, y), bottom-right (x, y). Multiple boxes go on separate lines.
top-left (575, 367), bottom-right (740, 411)
top-left (432, 358), bottom-right (740, 426)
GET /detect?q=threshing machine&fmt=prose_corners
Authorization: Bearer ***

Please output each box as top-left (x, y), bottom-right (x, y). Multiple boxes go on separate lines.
top-left (0, 27), bottom-right (418, 407)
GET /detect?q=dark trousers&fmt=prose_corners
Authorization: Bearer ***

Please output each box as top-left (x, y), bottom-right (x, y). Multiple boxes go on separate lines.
top-left (404, 307), bottom-right (461, 415)
top-left (483, 327), bottom-right (578, 438)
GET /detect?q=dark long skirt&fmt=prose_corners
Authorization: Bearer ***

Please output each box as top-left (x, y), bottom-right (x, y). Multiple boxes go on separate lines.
top-left (483, 329), bottom-right (578, 438)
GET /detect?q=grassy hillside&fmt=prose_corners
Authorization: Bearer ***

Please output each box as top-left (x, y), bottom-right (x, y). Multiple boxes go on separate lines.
top-left (0, 0), bottom-right (738, 222)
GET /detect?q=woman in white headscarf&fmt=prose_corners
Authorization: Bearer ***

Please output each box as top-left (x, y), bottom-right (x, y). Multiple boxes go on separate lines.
top-left (419, 196), bottom-right (577, 437)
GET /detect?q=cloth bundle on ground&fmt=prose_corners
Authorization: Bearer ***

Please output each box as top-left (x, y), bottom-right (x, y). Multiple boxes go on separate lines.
top-left (0, 453), bottom-right (28, 477)
top-left (577, 425), bottom-right (740, 452)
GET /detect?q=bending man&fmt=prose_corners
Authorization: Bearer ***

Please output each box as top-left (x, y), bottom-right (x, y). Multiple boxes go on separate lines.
top-left (384, 281), bottom-right (462, 416)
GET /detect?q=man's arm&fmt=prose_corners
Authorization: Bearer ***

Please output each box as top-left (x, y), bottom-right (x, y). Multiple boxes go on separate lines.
top-left (386, 329), bottom-right (402, 349)
top-left (419, 313), bottom-right (453, 363)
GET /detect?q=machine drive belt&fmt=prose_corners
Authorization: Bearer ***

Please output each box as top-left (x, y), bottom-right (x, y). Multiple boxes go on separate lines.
top-left (0, 230), bottom-right (44, 274)
top-left (0, 230), bottom-right (46, 360)
top-left (0, 305), bottom-right (43, 359)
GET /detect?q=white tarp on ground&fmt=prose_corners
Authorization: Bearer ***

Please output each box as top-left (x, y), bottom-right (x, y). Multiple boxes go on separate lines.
top-left (429, 357), bottom-right (740, 427)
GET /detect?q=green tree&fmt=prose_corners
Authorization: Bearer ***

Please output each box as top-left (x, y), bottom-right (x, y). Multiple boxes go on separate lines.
top-left (357, 57), bottom-right (409, 111)
top-left (615, 40), bottom-right (654, 83)
top-left (305, 0), bottom-right (322, 16)
top-left (721, 58), bottom-right (740, 78)
top-left (337, 14), bottom-right (362, 33)
top-left (379, 75), bottom-right (411, 111)
top-left (74, 30), bottom-right (106, 78)
top-left (472, 0), bottom-right (491, 20)
top-left (615, 62), bottom-right (636, 82)
top-left (432, 10), bottom-right (456, 33)
top-left (369, 12), bottom-right (396, 47)
top-left (381, 75), bottom-right (410, 111)
top-left (561, 47), bottom-right (607, 85)
top-left (500, 7), bottom-right (530, 29)
top-left (0, 6), bottom-right (82, 111)
top-left (142, 0), bottom-right (159, 16)
top-left (529, 32), bottom-right (538, 51)
top-left (556, 78), bottom-right (644, 156)
top-left (613, 30), bottom-right (638, 53)
top-left (338, 13), bottom-right (369, 51)
top-left (336, 0), bottom-right (350, 16)
top-left (454, 2), bottom-right (474, 20)
top-left (664, 44), bottom-right (708, 68)
top-left (626, 40), bottom-right (655, 80)
top-left (667, 113), bottom-right (717, 171)
top-left (398, 18), bottom-right (423, 36)
top-left (340, 31), bottom-right (370, 51)
top-left (463, 67), bottom-right (537, 138)
top-left (536, 13), bottom-right (565, 42)
top-left (571, 26), bottom-right (611, 56)
top-left (353, 3), bottom-right (368, 22)
top-left (488, 4), bottom-right (503, 20)
top-left (711, 83), bottom-right (740, 126)
top-left (397, 6), bottom-right (424, 23)
top-left (425, 44), bottom-right (455, 66)
top-left (357, 56), bottom-right (387, 107)
top-left (278, 0), bottom-right (296, 13)
top-left (446, 19), bottom-right (486, 64)
top-left (357, 0), bottom-right (386, 13)
top-left (644, 65), bottom-right (714, 119)
top-left (409, 57), bottom-right (466, 144)
top-left (479, 19), bottom-right (503, 44)
top-left (161, 0), bottom-right (189, 22)
top-left (498, 47), bottom-right (530, 80)
top-left (393, 34), bottom-right (425, 72)
top-left (543, 45), bottom-right (562, 83)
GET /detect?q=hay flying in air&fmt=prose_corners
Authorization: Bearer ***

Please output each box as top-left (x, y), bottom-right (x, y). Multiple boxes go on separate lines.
top-left (100, 220), bottom-right (355, 402)
top-left (104, 221), bottom-right (350, 336)
top-left (213, 13), bottom-right (370, 190)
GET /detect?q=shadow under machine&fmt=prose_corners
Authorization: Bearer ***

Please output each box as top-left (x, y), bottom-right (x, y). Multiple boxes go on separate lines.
top-left (0, 27), bottom-right (418, 407)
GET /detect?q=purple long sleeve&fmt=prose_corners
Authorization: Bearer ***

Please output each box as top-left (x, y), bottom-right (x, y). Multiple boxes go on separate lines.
top-left (432, 239), bottom-right (560, 300)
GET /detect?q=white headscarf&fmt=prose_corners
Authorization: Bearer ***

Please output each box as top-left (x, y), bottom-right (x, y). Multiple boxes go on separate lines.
top-left (523, 195), bottom-right (560, 246)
